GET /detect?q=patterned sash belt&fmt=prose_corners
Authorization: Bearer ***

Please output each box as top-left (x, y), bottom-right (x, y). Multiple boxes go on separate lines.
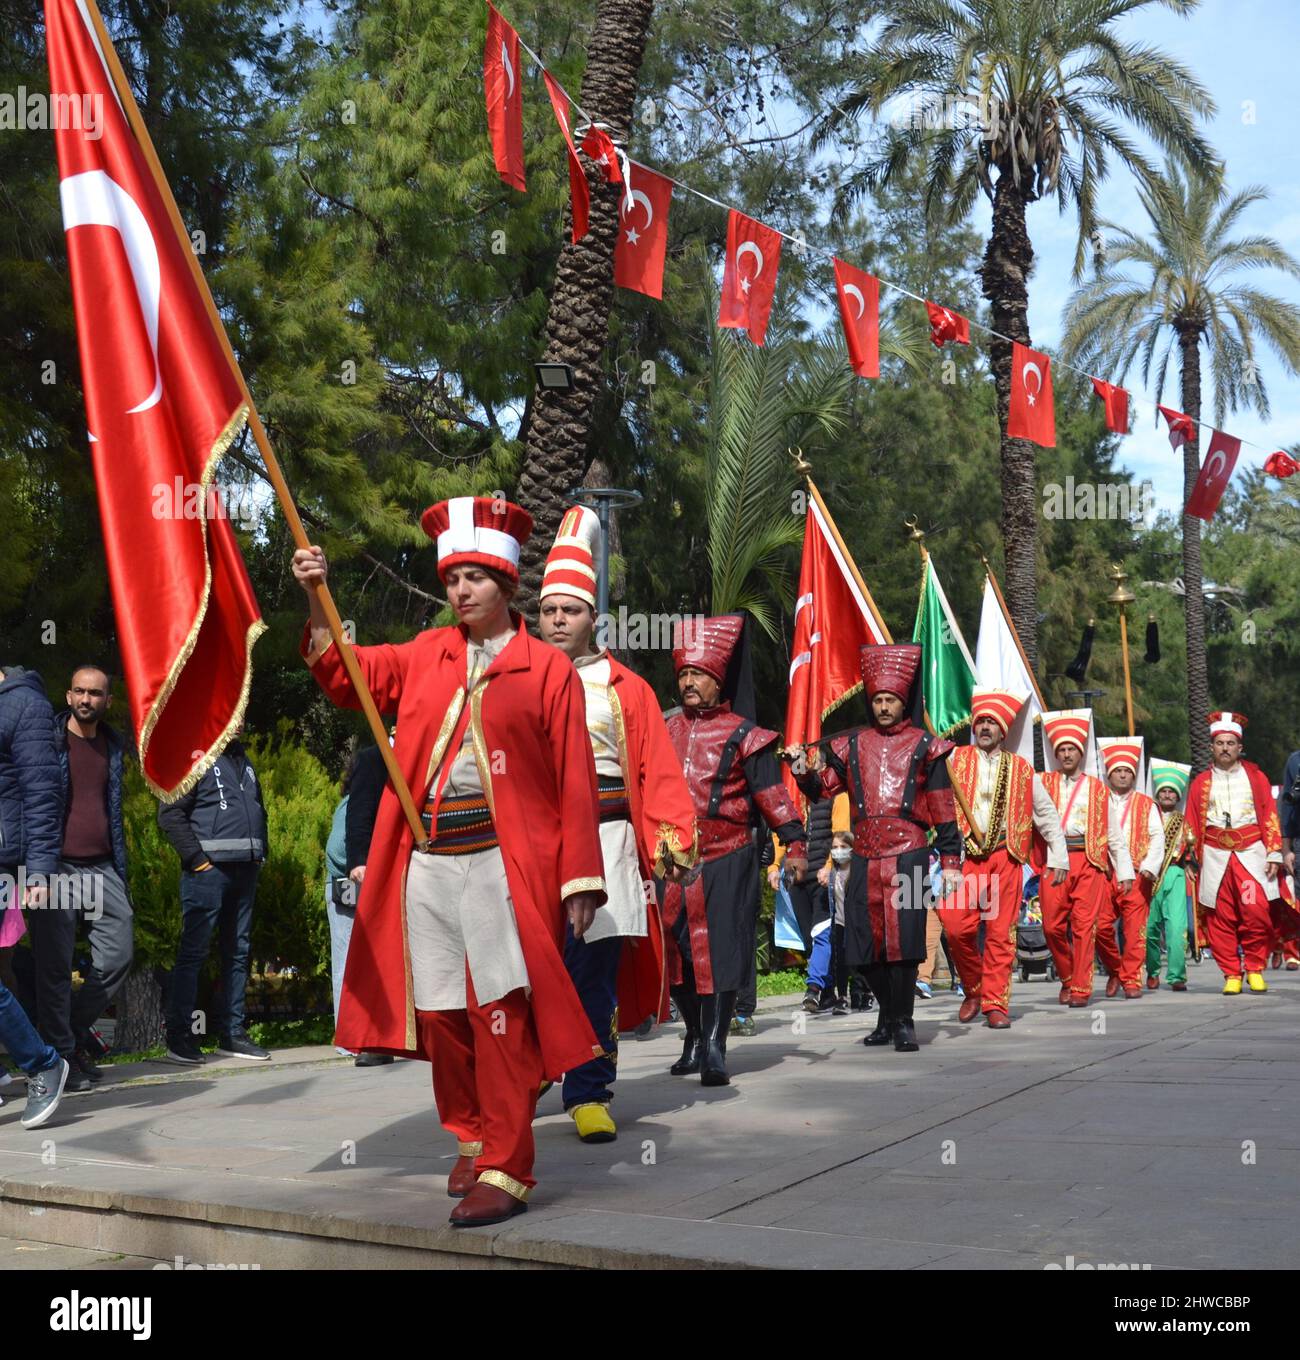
top-left (598, 774), bottom-right (631, 824)
top-left (1203, 824), bottom-right (1262, 852)
top-left (423, 794), bottom-right (499, 854)
top-left (1065, 835), bottom-right (1087, 848)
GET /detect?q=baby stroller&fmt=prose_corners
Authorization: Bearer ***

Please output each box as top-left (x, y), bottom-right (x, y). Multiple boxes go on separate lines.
top-left (1016, 872), bottom-right (1057, 982)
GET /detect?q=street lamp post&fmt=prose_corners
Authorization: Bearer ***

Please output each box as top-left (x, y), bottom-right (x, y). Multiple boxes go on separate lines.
top-left (574, 485), bottom-right (643, 648)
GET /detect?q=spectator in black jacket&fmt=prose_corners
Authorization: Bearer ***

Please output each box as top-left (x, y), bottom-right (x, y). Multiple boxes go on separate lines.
top-left (157, 734), bottom-right (269, 1066)
top-left (30, 667), bottom-right (136, 1090)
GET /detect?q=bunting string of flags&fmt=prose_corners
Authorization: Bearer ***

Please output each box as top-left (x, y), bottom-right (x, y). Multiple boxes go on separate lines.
top-left (484, 3), bottom-right (1298, 517)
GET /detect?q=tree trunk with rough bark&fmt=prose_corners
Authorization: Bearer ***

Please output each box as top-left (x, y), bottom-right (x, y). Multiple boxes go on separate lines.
top-left (1178, 325), bottom-right (1210, 771)
top-left (114, 965), bottom-right (165, 1053)
top-left (515, 0), bottom-right (656, 615)
top-left (980, 175), bottom-right (1038, 667)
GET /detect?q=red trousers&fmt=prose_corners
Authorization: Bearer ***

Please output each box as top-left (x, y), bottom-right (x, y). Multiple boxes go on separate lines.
top-left (1204, 855), bottom-right (1274, 977)
top-left (416, 981), bottom-right (543, 1198)
top-left (937, 847), bottom-right (1022, 1015)
top-left (1040, 848), bottom-right (1111, 1000)
top-left (1096, 877), bottom-right (1152, 988)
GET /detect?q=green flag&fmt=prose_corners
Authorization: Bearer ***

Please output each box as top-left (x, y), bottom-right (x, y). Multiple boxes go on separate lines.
top-left (912, 555), bottom-right (976, 737)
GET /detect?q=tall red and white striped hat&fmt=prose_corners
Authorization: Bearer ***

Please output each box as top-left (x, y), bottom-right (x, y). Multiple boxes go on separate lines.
top-left (539, 504), bottom-right (601, 608)
top-left (420, 496), bottom-right (534, 584)
top-left (1098, 736), bottom-right (1145, 780)
top-left (970, 686), bottom-right (1027, 736)
top-left (1208, 710), bottom-right (1248, 738)
top-left (1040, 708), bottom-right (1100, 776)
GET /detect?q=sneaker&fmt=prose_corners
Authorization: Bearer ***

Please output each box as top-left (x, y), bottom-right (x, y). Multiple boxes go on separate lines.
top-left (21, 1059), bottom-right (69, 1130)
top-left (63, 1066), bottom-right (93, 1093)
top-left (353, 1052), bottom-right (394, 1067)
top-left (953, 982), bottom-right (965, 998)
top-left (915, 979), bottom-right (933, 1000)
top-left (801, 987), bottom-right (821, 1015)
top-left (216, 1031), bottom-right (271, 1061)
top-left (163, 1034), bottom-right (206, 1066)
top-left (831, 995), bottom-right (850, 1016)
top-left (730, 1015), bottom-right (757, 1037)
top-left (72, 1049), bottom-right (103, 1084)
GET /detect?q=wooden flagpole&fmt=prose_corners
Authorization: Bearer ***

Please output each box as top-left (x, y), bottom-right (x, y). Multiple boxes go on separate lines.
top-left (978, 549), bottom-right (1048, 712)
top-left (83, 0), bottom-right (429, 846)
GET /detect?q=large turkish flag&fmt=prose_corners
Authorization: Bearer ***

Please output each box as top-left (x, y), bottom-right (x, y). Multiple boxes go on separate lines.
top-left (718, 210), bottom-right (781, 345)
top-left (1185, 430), bottom-right (1241, 521)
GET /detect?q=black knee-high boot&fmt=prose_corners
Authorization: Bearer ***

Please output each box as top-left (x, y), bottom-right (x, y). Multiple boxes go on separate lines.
top-left (669, 986), bottom-right (703, 1075)
top-left (861, 962), bottom-right (894, 1046)
top-left (891, 963), bottom-right (919, 1051)
top-left (699, 990), bottom-right (736, 1085)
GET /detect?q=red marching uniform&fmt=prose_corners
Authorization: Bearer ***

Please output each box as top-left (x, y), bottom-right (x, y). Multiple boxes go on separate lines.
top-left (304, 496), bottom-right (606, 1218)
top-left (1096, 738), bottom-right (1165, 995)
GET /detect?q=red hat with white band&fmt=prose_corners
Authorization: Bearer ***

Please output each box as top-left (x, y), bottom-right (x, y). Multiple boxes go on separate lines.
top-left (420, 496), bottom-right (534, 584)
top-left (1098, 735), bottom-right (1145, 785)
top-left (1041, 708), bottom-right (1099, 777)
top-left (1208, 710), bottom-right (1248, 738)
top-left (970, 686), bottom-right (1027, 736)
top-left (539, 504), bottom-right (601, 608)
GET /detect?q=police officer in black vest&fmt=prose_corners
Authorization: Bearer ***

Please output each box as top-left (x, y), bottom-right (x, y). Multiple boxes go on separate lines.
top-left (158, 733), bottom-right (269, 1064)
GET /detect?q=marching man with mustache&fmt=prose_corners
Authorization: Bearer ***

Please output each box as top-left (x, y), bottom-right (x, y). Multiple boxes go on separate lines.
top-left (1144, 760), bottom-right (1196, 991)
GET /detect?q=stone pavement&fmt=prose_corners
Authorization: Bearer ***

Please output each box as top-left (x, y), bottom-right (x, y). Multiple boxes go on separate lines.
top-left (0, 965), bottom-right (1297, 1269)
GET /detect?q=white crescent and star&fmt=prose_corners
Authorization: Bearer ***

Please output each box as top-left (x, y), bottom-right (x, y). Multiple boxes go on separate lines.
top-left (843, 283), bottom-right (865, 320)
top-left (735, 240), bottom-right (764, 295)
top-left (1204, 450), bottom-right (1228, 482)
top-left (1021, 360), bottom-right (1043, 407)
top-left (622, 187), bottom-right (653, 246)
top-left (60, 169), bottom-right (162, 416)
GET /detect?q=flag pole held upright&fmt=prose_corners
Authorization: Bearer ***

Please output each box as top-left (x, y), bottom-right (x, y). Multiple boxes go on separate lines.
top-left (81, 0), bottom-right (430, 847)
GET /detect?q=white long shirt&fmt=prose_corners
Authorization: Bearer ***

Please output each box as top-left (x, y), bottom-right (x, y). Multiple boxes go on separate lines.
top-left (1109, 789), bottom-right (1166, 880)
top-left (1052, 771), bottom-right (1134, 880)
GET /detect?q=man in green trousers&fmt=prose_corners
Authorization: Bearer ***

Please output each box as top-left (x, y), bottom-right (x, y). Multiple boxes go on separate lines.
top-left (1145, 760), bottom-right (1196, 991)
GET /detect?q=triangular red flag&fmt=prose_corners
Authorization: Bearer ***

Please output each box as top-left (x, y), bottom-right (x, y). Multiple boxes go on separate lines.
top-left (832, 260), bottom-right (880, 379)
top-left (1186, 430), bottom-right (1241, 520)
top-left (46, 0), bottom-right (265, 797)
top-left (484, 3), bottom-right (525, 193)
top-left (718, 210), bottom-right (781, 346)
top-left (1091, 378), bottom-right (1129, 435)
top-left (1159, 405), bottom-right (1195, 449)
top-left (580, 126), bottom-right (623, 185)
top-left (1264, 450), bottom-right (1300, 479)
top-left (614, 162), bottom-right (672, 300)
top-left (1007, 342), bottom-right (1056, 447)
top-left (925, 301), bottom-right (970, 348)
top-left (543, 71), bottom-right (588, 242)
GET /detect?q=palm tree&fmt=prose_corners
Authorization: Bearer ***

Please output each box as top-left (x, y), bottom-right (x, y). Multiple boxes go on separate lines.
top-left (817, 0), bottom-right (1216, 665)
top-left (514, 0), bottom-right (657, 613)
top-left (1062, 167), bottom-right (1300, 768)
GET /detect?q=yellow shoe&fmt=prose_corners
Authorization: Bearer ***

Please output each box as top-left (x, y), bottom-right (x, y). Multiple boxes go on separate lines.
top-left (571, 1102), bottom-right (617, 1143)
top-left (1246, 971), bottom-right (1268, 993)
top-left (1222, 975), bottom-right (1243, 995)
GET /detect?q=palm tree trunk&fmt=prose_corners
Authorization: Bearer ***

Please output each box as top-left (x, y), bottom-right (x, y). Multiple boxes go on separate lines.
top-left (980, 176), bottom-right (1038, 666)
top-left (1178, 325), bottom-right (1211, 770)
top-left (514, 0), bottom-right (656, 614)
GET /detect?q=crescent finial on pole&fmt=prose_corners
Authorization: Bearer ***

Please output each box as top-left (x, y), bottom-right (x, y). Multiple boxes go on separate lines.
top-left (789, 445), bottom-right (813, 478)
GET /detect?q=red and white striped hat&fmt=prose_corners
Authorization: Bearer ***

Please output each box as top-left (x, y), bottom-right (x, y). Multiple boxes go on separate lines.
top-left (539, 505), bottom-right (601, 608)
top-left (1098, 736), bottom-right (1144, 776)
top-left (420, 496), bottom-right (534, 584)
top-left (970, 686), bottom-right (1027, 736)
top-left (1208, 710), bottom-right (1248, 738)
top-left (1042, 710), bottom-right (1090, 756)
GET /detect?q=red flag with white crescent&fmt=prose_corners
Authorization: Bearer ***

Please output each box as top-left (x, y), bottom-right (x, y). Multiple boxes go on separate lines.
top-left (1007, 341), bottom-right (1056, 447)
top-left (925, 301), bottom-right (970, 347)
top-left (783, 492), bottom-right (890, 804)
top-left (1159, 404), bottom-right (1195, 449)
top-left (543, 71), bottom-right (589, 242)
top-left (1091, 377), bottom-right (1129, 435)
top-left (833, 259), bottom-right (880, 379)
top-left (1264, 450), bottom-right (1300, 479)
top-left (614, 162), bottom-right (672, 299)
top-left (45, 0), bottom-right (264, 798)
top-left (1186, 429), bottom-right (1241, 520)
top-left (484, 3), bottom-right (526, 193)
top-left (718, 210), bottom-right (781, 346)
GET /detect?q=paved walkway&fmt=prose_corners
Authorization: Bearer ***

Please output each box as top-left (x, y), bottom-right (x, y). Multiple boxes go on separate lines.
top-left (1, 966), bottom-right (1297, 1269)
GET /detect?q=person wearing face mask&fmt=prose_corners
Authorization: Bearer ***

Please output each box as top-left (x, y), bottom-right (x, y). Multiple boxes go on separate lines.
top-left (940, 688), bottom-right (1067, 1028)
top-left (293, 496), bottom-right (607, 1228)
top-left (797, 644), bottom-right (961, 1053)
top-left (1036, 711), bottom-right (1134, 1008)
top-left (803, 831), bottom-right (857, 1013)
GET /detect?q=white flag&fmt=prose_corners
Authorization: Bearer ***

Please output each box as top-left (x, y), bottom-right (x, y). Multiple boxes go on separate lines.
top-left (975, 576), bottom-right (1043, 762)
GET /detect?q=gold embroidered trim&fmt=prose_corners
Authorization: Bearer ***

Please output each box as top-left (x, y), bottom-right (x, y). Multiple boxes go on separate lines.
top-left (561, 876), bottom-right (605, 898)
top-left (470, 682), bottom-right (496, 823)
top-left (305, 634), bottom-right (335, 667)
top-left (653, 820), bottom-right (699, 877)
top-left (400, 848), bottom-right (415, 1050)
top-left (457, 1140), bottom-right (484, 1157)
top-left (147, 403), bottom-right (267, 801)
top-left (424, 689), bottom-right (467, 791)
top-left (477, 1168), bottom-right (530, 1202)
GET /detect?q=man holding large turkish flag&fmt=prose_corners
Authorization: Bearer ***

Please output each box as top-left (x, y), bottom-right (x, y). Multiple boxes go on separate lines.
top-left (46, 0), bottom-right (264, 798)
top-left (614, 162), bottom-right (673, 299)
top-left (718, 210), bottom-right (781, 346)
top-left (1007, 341), bottom-right (1056, 447)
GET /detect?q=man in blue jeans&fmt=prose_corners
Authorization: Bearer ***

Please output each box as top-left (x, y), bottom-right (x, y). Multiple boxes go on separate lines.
top-left (157, 734), bottom-right (269, 1065)
top-left (0, 662), bottom-right (71, 1126)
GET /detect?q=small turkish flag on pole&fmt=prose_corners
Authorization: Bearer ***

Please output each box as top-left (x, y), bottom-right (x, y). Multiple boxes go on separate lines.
top-left (484, 3), bottom-right (526, 193)
top-left (614, 162), bottom-right (672, 300)
top-left (833, 259), bottom-right (880, 379)
top-left (543, 71), bottom-right (588, 242)
top-left (1264, 450), bottom-right (1300, 479)
top-left (1159, 405), bottom-right (1195, 449)
top-left (718, 210), bottom-right (781, 346)
top-left (1091, 378), bottom-right (1129, 434)
top-left (1007, 342), bottom-right (1056, 447)
top-left (1186, 430), bottom-right (1241, 520)
top-left (925, 301), bottom-right (970, 347)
